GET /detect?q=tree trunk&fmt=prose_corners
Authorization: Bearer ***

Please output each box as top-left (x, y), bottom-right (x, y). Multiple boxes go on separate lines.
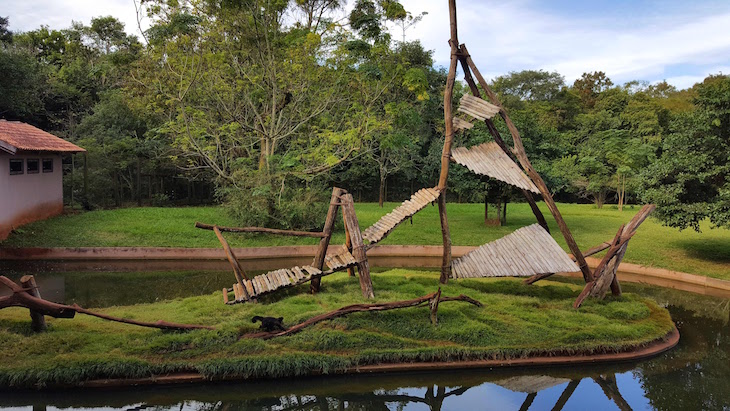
top-left (311, 187), bottom-right (344, 293)
top-left (378, 175), bottom-right (385, 208)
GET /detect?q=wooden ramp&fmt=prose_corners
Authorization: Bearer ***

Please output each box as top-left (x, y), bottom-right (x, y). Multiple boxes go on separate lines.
top-left (451, 224), bottom-right (580, 279)
top-left (231, 250), bottom-right (358, 303)
top-left (362, 187), bottom-right (441, 245)
top-left (452, 142), bottom-right (539, 193)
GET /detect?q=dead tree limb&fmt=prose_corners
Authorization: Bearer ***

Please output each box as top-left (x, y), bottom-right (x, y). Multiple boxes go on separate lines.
top-left (242, 291), bottom-right (482, 339)
top-left (195, 222), bottom-right (326, 237)
top-left (213, 225), bottom-right (250, 301)
top-left (0, 276), bottom-right (214, 331)
top-left (20, 275), bottom-right (46, 331)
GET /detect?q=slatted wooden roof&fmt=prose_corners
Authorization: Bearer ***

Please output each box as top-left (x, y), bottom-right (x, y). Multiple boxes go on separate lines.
top-left (451, 142), bottom-right (539, 193)
top-left (362, 187), bottom-right (441, 245)
top-left (451, 224), bottom-right (580, 279)
top-left (457, 94), bottom-right (500, 121)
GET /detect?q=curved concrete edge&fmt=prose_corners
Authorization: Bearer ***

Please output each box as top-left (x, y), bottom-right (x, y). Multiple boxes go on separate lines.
top-left (71, 326), bottom-right (679, 389)
top-left (2, 245), bottom-right (729, 296)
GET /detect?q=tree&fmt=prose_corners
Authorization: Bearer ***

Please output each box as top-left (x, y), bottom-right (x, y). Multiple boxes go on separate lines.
top-left (640, 74), bottom-right (730, 230)
top-left (573, 71), bottom-right (613, 109)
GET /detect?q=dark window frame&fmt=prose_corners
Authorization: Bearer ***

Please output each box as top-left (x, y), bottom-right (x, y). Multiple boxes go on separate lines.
top-left (9, 159), bottom-right (23, 175)
top-left (27, 158), bottom-right (40, 174)
top-left (42, 158), bottom-right (54, 173)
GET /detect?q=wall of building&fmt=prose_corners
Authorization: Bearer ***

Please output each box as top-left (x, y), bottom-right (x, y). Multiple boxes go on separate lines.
top-left (0, 152), bottom-right (63, 240)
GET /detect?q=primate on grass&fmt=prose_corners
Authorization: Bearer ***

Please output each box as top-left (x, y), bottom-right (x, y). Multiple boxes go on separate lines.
top-left (252, 316), bottom-right (287, 332)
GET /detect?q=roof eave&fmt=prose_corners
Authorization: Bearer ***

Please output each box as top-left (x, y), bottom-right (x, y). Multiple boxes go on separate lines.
top-left (0, 140), bottom-right (17, 155)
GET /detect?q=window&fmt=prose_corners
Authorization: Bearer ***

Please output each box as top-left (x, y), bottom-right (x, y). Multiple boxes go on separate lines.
top-left (27, 158), bottom-right (39, 174)
top-left (9, 159), bottom-right (23, 175)
top-left (42, 158), bottom-right (53, 173)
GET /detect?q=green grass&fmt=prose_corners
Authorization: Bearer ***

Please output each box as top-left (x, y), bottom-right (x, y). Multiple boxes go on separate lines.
top-left (3, 202), bottom-right (730, 280)
top-left (0, 270), bottom-right (673, 388)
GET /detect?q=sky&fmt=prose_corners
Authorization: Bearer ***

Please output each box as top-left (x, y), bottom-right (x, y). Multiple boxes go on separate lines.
top-left (4, 0), bottom-right (730, 89)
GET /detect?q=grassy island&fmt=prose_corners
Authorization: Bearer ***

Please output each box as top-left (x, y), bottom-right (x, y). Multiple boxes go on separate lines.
top-left (0, 270), bottom-right (674, 388)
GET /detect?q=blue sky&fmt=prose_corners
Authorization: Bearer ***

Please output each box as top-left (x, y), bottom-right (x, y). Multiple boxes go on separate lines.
top-left (5, 0), bottom-right (730, 89)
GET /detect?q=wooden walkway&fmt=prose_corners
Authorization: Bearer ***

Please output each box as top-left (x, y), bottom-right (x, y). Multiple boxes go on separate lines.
top-left (451, 224), bottom-right (580, 279)
top-left (452, 142), bottom-right (539, 193)
top-left (230, 249), bottom-right (358, 303)
top-left (362, 187), bottom-right (441, 245)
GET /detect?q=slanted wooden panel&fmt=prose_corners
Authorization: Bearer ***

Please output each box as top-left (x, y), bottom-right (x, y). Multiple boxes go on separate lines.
top-left (452, 142), bottom-right (539, 194)
top-left (362, 187), bottom-right (441, 245)
top-left (458, 94), bottom-right (500, 121)
top-left (451, 224), bottom-right (580, 279)
top-left (452, 116), bottom-right (473, 131)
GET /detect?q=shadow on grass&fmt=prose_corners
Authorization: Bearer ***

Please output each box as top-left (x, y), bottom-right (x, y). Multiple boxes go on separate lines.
top-left (674, 238), bottom-right (730, 264)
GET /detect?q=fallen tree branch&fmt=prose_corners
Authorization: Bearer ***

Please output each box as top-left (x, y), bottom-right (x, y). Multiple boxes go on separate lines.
top-left (242, 290), bottom-right (483, 340)
top-left (1, 276), bottom-right (214, 331)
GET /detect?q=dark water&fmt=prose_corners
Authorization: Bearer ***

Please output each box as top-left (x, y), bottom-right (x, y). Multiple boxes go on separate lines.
top-left (0, 271), bottom-right (728, 411)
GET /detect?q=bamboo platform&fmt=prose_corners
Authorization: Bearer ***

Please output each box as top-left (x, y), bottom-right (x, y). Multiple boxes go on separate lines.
top-left (457, 94), bottom-right (501, 121)
top-left (325, 246), bottom-right (358, 270)
top-left (362, 187), bottom-right (441, 245)
top-left (451, 224), bottom-right (580, 279)
top-left (229, 251), bottom-right (358, 303)
top-left (451, 142), bottom-right (539, 193)
top-left (452, 116), bottom-right (474, 131)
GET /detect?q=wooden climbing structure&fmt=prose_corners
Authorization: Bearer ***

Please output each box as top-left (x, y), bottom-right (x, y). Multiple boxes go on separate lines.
top-left (197, 188), bottom-right (374, 304)
top-left (197, 0), bottom-right (654, 309)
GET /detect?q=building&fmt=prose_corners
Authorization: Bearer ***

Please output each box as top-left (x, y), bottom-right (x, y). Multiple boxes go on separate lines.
top-left (0, 120), bottom-right (85, 240)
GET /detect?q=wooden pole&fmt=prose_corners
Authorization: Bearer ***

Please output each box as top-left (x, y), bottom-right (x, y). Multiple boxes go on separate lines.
top-left (343, 211), bottom-right (355, 277)
top-left (341, 193), bottom-right (374, 298)
top-left (436, 0), bottom-right (460, 284)
top-left (20, 275), bottom-right (46, 332)
top-left (460, 44), bottom-right (593, 283)
top-left (456, 45), bottom-right (550, 233)
top-left (213, 225), bottom-right (250, 301)
top-left (311, 187), bottom-right (345, 293)
top-left (195, 222), bottom-right (327, 237)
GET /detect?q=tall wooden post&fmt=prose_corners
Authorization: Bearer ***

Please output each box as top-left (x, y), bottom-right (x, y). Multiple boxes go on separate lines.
top-left (460, 44), bottom-right (593, 283)
top-left (437, 0), bottom-right (460, 284)
top-left (343, 214), bottom-right (355, 277)
top-left (311, 187), bottom-right (344, 293)
top-left (20, 275), bottom-right (46, 332)
top-left (341, 193), bottom-right (374, 299)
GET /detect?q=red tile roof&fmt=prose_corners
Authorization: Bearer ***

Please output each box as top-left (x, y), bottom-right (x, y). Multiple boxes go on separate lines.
top-left (0, 120), bottom-right (85, 154)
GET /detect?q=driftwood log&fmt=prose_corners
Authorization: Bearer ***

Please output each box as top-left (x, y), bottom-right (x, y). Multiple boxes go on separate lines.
top-left (0, 276), bottom-right (214, 331)
top-left (242, 289), bottom-right (482, 339)
top-left (573, 204), bottom-right (655, 308)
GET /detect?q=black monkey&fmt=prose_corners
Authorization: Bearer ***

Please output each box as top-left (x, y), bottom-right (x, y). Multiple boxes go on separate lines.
top-left (252, 316), bottom-right (287, 332)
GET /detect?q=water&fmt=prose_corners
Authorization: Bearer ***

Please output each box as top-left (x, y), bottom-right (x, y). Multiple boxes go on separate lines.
top-left (0, 272), bottom-right (728, 410)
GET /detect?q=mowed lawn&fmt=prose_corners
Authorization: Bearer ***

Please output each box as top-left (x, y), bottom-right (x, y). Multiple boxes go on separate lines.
top-left (2, 202), bottom-right (730, 280)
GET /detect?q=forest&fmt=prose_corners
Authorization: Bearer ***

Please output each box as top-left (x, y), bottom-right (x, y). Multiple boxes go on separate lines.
top-left (1, 0), bottom-right (728, 232)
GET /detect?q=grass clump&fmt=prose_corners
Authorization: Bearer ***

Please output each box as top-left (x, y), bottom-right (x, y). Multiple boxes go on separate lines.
top-left (0, 270), bottom-right (674, 388)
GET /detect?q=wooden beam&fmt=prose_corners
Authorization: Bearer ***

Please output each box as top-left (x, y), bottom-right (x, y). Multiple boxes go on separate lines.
top-left (341, 193), bottom-right (374, 299)
top-left (195, 222), bottom-right (326, 238)
top-left (311, 187), bottom-right (345, 293)
top-left (213, 225), bottom-right (250, 301)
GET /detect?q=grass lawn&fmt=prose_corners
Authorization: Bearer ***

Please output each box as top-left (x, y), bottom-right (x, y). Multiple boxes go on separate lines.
top-left (2, 202), bottom-right (730, 280)
top-left (0, 270), bottom-right (673, 388)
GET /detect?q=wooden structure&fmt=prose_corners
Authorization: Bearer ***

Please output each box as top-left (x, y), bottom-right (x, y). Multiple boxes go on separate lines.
top-left (197, 188), bottom-right (374, 304)
top-left (197, 0), bottom-right (654, 308)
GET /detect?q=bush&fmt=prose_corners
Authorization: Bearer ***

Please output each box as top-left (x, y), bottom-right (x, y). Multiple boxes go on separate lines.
top-left (223, 184), bottom-right (329, 231)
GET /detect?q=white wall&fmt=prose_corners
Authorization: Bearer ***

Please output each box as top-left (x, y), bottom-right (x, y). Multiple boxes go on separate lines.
top-left (0, 152), bottom-right (63, 240)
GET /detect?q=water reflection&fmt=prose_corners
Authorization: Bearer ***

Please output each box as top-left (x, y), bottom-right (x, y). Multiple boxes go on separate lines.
top-left (0, 279), bottom-right (728, 410)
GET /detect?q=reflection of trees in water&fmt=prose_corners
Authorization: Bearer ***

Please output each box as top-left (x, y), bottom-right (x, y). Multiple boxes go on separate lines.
top-left (637, 305), bottom-right (730, 411)
top-left (161, 375), bottom-right (635, 411)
